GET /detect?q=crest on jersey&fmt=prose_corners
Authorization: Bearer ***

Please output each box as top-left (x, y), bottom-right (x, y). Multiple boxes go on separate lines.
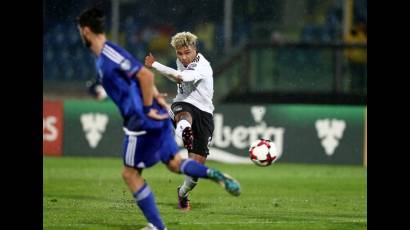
top-left (120, 59), bottom-right (131, 71)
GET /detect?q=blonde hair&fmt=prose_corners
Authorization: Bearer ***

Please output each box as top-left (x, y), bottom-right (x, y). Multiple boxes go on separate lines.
top-left (171, 31), bottom-right (198, 49)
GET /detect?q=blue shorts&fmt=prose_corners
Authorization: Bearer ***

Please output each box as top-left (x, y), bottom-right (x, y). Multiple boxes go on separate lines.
top-left (122, 119), bottom-right (179, 169)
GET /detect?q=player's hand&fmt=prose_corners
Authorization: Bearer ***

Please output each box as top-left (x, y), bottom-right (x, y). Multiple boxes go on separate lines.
top-left (145, 52), bottom-right (156, 68)
top-left (147, 108), bottom-right (169, 120)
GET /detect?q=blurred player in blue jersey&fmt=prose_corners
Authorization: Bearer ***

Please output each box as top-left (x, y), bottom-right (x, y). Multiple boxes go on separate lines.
top-left (76, 8), bottom-right (240, 230)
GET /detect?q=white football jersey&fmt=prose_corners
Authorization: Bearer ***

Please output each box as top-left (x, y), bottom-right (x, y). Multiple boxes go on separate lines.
top-left (174, 53), bottom-right (214, 114)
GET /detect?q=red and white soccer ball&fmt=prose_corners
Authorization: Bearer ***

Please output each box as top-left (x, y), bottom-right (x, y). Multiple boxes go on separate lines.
top-left (249, 139), bottom-right (278, 166)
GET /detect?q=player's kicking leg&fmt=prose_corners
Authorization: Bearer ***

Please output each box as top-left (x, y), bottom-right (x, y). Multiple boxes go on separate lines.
top-left (177, 153), bottom-right (205, 211)
top-left (167, 154), bottom-right (241, 197)
top-left (173, 105), bottom-right (216, 211)
top-left (173, 111), bottom-right (196, 210)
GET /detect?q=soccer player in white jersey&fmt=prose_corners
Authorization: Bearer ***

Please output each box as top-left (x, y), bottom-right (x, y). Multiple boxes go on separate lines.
top-left (145, 32), bottom-right (215, 211)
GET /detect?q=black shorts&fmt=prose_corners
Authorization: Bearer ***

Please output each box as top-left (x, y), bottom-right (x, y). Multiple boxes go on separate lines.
top-left (171, 102), bottom-right (214, 157)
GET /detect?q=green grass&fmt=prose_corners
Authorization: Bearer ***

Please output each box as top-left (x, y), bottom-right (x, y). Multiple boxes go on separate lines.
top-left (44, 156), bottom-right (367, 230)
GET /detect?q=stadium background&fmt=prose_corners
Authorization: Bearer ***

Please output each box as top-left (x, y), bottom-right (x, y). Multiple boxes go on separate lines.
top-left (43, 0), bottom-right (367, 229)
top-left (43, 0), bottom-right (367, 165)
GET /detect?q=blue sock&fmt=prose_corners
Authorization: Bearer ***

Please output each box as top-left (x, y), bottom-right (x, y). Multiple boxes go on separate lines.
top-left (179, 159), bottom-right (209, 178)
top-left (133, 183), bottom-right (165, 230)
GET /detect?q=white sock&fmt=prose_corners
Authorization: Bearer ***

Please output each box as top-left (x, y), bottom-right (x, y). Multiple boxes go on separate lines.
top-left (179, 176), bottom-right (198, 197)
top-left (176, 120), bottom-right (191, 140)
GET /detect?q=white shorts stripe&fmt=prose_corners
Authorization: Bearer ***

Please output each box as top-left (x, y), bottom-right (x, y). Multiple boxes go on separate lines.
top-left (126, 136), bottom-right (137, 166)
top-left (132, 136), bottom-right (137, 165)
top-left (130, 136), bottom-right (137, 166)
top-left (126, 138), bottom-right (131, 166)
top-left (126, 137), bottom-right (131, 166)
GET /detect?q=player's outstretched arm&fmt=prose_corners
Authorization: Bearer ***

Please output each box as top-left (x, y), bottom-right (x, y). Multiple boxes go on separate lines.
top-left (136, 67), bottom-right (168, 120)
top-left (145, 53), bottom-right (198, 84)
top-left (145, 53), bottom-right (182, 83)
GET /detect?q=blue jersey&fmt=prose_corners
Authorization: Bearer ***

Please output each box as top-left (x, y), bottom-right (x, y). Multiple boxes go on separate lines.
top-left (96, 41), bottom-right (166, 132)
top-left (94, 41), bottom-right (178, 169)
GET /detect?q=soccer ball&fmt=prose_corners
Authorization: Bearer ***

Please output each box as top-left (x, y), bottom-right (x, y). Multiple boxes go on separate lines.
top-left (249, 139), bottom-right (278, 166)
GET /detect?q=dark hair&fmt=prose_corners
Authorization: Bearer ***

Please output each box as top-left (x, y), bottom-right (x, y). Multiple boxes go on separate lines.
top-left (76, 8), bottom-right (105, 34)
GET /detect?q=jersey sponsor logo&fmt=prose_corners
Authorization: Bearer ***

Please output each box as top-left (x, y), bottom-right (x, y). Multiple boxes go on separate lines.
top-left (80, 113), bottom-right (109, 148)
top-left (315, 119), bottom-right (346, 155)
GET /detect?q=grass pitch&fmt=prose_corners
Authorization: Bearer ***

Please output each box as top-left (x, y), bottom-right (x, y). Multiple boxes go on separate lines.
top-left (43, 156), bottom-right (367, 229)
